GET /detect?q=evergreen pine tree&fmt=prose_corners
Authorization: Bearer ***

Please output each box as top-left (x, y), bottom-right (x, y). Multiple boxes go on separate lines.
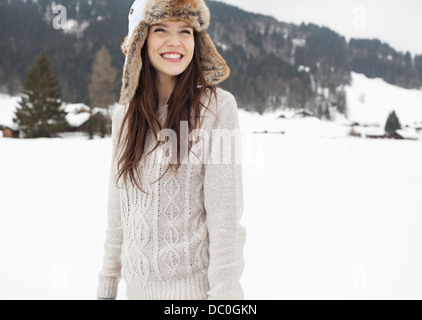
top-left (13, 53), bottom-right (69, 138)
top-left (324, 104), bottom-right (331, 120)
top-left (317, 102), bottom-right (323, 119)
top-left (88, 46), bottom-right (117, 137)
top-left (337, 87), bottom-right (347, 115)
top-left (385, 110), bottom-right (401, 134)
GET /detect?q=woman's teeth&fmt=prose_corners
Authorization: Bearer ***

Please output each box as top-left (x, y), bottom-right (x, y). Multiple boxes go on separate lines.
top-left (161, 53), bottom-right (182, 60)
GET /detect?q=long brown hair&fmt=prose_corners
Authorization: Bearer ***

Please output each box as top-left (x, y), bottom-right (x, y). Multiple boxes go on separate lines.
top-left (115, 30), bottom-right (217, 193)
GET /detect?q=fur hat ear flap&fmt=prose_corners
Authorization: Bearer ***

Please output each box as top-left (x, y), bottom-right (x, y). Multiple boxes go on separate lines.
top-left (197, 30), bottom-right (230, 85)
top-left (119, 21), bottom-right (149, 105)
top-left (120, 36), bottom-right (128, 56)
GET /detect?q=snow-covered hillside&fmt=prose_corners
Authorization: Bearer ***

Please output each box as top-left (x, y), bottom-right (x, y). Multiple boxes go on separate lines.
top-left (236, 72), bottom-right (422, 139)
top-left (345, 72), bottom-right (422, 128)
top-left (2, 72), bottom-right (422, 139)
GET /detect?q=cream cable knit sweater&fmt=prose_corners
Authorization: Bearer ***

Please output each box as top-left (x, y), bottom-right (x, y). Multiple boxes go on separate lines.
top-left (97, 88), bottom-right (246, 300)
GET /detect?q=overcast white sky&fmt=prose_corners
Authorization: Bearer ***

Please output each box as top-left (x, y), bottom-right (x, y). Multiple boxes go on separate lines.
top-left (218, 0), bottom-right (422, 56)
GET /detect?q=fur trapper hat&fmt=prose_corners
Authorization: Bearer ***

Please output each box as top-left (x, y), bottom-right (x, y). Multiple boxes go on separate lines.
top-left (119, 0), bottom-right (230, 105)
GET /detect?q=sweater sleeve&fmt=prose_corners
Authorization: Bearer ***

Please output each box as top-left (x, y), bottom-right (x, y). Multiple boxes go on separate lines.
top-left (96, 110), bottom-right (124, 299)
top-left (204, 91), bottom-right (247, 300)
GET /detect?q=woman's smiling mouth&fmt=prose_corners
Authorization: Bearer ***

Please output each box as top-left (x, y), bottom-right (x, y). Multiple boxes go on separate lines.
top-left (160, 52), bottom-right (184, 61)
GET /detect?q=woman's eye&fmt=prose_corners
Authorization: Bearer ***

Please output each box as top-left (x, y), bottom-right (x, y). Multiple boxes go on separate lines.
top-left (154, 28), bottom-right (165, 32)
top-left (181, 29), bottom-right (192, 34)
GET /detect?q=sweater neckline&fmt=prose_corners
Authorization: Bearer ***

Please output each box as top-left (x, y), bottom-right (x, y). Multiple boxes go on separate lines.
top-left (157, 104), bottom-right (168, 118)
top-left (158, 104), bottom-right (168, 111)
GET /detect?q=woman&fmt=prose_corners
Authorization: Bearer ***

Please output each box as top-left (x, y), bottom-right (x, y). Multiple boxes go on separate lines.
top-left (97, 0), bottom-right (246, 300)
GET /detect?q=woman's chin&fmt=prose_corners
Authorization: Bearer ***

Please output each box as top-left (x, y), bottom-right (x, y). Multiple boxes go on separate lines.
top-left (157, 68), bottom-right (188, 78)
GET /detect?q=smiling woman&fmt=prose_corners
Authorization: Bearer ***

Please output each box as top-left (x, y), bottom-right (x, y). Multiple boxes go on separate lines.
top-left (96, 0), bottom-right (246, 301)
top-left (147, 21), bottom-right (195, 102)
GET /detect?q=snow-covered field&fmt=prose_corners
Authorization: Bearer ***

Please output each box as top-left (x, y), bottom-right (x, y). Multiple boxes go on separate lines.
top-left (1, 72), bottom-right (422, 299)
top-left (1, 132), bottom-right (422, 300)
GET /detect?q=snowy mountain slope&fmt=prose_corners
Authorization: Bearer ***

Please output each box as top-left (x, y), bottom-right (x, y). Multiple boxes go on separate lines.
top-left (1, 72), bottom-right (422, 139)
top-left (237, 72), bottom-right (422, 139)
top-left (345, 72), bottom-right (422, 127)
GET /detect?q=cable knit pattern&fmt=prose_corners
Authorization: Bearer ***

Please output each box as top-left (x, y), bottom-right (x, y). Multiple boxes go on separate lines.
top-left (97, 88), bottom-right (246, 300)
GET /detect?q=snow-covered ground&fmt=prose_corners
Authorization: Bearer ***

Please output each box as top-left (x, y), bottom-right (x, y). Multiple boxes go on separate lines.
top-left (1, 72), bottom-right (422, 299)
top-left (1, 131), bottom-right (421, 300)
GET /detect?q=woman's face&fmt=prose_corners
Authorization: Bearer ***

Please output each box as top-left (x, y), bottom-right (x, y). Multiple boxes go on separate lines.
top-left (147, 20), bottom-right (195, 80)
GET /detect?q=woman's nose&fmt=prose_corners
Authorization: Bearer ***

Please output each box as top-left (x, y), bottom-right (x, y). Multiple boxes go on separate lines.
top-left (166, 33), bottom-right (181, 47)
